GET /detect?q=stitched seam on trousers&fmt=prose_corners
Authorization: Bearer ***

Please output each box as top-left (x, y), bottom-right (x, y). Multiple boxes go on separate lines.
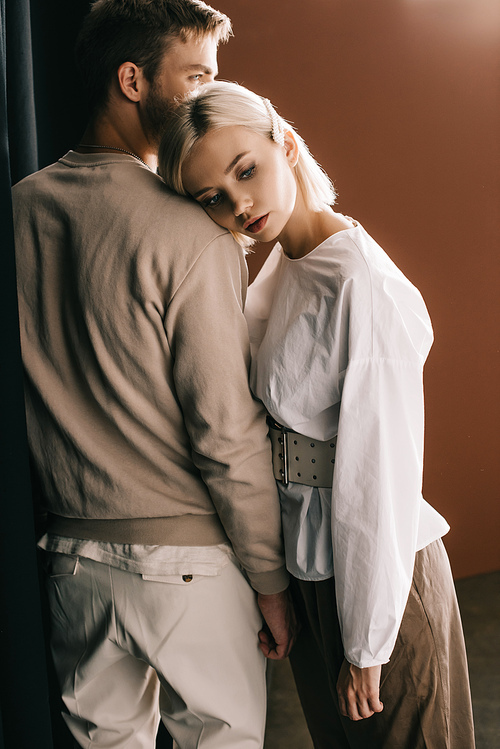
top-left (411, 576), bottom-right (450, 745)
top-left (67, 556), bottom-right (85, 722)
top-left (108, 564), bottom-right (120, 649)
top-left (70, 558), bottom-right (94, 749)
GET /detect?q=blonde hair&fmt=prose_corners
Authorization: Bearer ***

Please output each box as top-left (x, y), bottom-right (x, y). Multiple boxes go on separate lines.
top-left (158, 81), bottom-right (336, 247)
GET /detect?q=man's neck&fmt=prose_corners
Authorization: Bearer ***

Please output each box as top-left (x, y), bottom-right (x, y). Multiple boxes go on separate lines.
top-left (77, 115), bottom-right (158, 172)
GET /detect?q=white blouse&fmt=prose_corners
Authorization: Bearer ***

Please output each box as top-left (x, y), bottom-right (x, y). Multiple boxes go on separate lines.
top-left (245, 222), bottom-right (449, 668)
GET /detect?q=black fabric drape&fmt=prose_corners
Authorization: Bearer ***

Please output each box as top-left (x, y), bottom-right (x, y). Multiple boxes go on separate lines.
top-left (0, 1), bottom-right (173, 746)
top-left (5, 0), bottom-right (37, 182)
top-left (0, 0), bottom-right (53, 746)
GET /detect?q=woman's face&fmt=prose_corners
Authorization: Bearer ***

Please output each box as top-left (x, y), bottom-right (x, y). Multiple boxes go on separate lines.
top-left (181, 125), bottom-right (298, 242)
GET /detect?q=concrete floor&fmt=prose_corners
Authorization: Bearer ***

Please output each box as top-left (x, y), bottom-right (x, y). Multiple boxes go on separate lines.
top-left (264, 570), bottom-right (500, 749)
top-left (455, 570), bottom-right (500, 749)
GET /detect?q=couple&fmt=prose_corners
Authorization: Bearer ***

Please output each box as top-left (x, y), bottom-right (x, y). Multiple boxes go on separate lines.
top-left (13, 1), bottom-right (474, 748)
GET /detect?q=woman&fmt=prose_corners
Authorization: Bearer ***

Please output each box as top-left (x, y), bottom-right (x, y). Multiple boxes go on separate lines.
top-left (158, 81), bottom-right (475, 749)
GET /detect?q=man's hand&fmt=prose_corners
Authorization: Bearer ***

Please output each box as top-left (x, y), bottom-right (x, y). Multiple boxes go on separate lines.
top-left (257, 589), bottom-right (297, 660)
top-left (336, 659), bottom-right (384, 721)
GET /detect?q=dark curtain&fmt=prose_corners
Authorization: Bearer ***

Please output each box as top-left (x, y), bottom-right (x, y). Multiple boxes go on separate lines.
top-left (0, 1), bottom-right (172, 746)
top-left (0, 0), bottom-right (53, 745)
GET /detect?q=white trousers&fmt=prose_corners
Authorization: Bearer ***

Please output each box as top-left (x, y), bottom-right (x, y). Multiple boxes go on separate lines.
top-left (44, 552), bottom-right (267, 748)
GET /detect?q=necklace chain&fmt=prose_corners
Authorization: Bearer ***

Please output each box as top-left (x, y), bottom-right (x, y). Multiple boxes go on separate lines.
top-left (77, 144), bottom-right (150, 169)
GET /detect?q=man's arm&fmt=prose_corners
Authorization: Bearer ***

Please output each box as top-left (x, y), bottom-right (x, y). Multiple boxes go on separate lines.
top-left (165, 231), bottom-right (288, 592)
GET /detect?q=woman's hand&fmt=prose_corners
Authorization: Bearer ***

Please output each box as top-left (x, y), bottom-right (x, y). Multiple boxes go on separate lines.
top-left (336, 659), bottom-right (384, 721)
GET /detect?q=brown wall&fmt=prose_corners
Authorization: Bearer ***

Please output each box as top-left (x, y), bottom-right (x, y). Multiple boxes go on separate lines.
top-left (215, 0), bottom-right (500, 579)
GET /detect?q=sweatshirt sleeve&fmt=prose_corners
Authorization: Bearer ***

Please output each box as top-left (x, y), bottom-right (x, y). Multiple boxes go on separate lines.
top-left (165, 231), bottom-right (288, 594)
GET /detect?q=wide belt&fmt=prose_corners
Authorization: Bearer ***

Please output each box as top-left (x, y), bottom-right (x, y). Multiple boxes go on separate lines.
top-left (267, 418), bottom-right (336, 488)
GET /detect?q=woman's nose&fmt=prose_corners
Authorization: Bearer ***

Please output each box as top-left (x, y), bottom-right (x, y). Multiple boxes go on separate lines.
top-left (233, 194), bottom-right (252, 217)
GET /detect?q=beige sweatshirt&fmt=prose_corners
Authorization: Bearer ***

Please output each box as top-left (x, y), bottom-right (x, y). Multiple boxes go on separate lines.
top-left (13, 151), bottom-right (287, 594)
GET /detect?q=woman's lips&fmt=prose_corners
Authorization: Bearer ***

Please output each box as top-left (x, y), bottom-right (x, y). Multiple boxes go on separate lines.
top-left (245, 213), bottom-right (269, 233)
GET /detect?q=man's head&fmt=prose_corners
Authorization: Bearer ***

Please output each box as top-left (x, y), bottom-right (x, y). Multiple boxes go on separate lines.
top-left (75, 0), bottom-right (232, 120)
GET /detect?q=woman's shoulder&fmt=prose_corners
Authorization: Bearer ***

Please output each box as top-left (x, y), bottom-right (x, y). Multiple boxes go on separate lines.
top-left (304, 221), bottom-right (373, 284)
top-left (320, 222), bottom-right (413, 290)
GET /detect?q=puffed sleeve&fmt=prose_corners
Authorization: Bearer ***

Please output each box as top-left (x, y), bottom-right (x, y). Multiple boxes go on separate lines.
top-left (331, 246), bottom-right (440, 667)
top-left (332, 355), bottom-right (427, 667)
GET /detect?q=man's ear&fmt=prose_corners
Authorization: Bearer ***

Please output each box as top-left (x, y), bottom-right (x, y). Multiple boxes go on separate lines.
top-left (116, 61), bottom-right (145, 103)
top-left (283, 130), bottom-right (300, 168)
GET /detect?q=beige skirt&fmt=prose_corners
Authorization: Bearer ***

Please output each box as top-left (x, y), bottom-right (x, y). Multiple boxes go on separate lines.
top-left (288, 538), bottom-right (475, 749)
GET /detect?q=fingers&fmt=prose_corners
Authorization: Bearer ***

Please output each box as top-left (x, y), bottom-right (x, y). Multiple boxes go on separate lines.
top-left (258, 626), bottom-right (293, 660)
top-left (256, 589), bottom-right (297, 660)
top-left (258, 615), bottom-right (295, 660)
top-left (336, 660), bottom-right (384, 721)
top-left (339, 691), bottom-right (384, 721)
top-left (337, 691), bottom-right (348, 720)
top-left (369, 695), bottom-right (384, 715)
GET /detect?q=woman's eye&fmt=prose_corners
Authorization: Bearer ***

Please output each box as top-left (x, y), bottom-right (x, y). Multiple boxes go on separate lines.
top-left (240, 165), bottom-right (255, 180)
top-left (203, 193), bottom-right (222, 208)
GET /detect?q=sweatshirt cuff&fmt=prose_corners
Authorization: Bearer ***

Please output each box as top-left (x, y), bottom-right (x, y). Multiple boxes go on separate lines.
top-left (246, 565), bottom-right (290, 594)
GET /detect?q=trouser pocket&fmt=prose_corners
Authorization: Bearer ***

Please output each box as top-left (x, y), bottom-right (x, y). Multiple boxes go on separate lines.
top-left (44, 551), bottom-right (79, 577)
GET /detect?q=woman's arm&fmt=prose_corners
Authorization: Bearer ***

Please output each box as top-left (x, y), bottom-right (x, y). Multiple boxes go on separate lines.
top-left (332, 356), bottom-right (426, 668)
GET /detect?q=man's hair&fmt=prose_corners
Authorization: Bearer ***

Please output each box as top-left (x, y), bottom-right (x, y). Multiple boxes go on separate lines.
top-left (158, 81), bottom-right (336, 248)
top-left (75, 0), bottom-right (232, 116)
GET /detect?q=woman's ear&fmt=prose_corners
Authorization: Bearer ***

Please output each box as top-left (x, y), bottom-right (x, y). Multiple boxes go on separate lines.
top-left (283, 130), bottom-right (300, 168)
top-left (116, 61), bottom-right (143, 103)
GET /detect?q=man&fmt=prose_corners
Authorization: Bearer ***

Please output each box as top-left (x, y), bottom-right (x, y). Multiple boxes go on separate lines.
top-left (13, 2), bottom-right (293, 747)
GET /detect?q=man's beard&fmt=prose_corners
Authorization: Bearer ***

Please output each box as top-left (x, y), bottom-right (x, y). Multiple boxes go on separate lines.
top-left (142, 81), bottom-right (175, 149)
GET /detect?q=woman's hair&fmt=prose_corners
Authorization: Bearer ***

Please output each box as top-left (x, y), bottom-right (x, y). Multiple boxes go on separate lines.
top-left (158, 81), bottom-right (336, 246)
top-left (75, 0), bottom-right (232, 117)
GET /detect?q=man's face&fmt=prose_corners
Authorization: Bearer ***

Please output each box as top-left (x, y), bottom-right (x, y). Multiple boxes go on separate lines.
top-left (142, 33), bottom-right (219, 146)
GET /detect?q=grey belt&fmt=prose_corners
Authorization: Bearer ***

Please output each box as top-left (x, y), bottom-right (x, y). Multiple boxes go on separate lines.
top-left (267, 418), bottom-right (336, 488)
